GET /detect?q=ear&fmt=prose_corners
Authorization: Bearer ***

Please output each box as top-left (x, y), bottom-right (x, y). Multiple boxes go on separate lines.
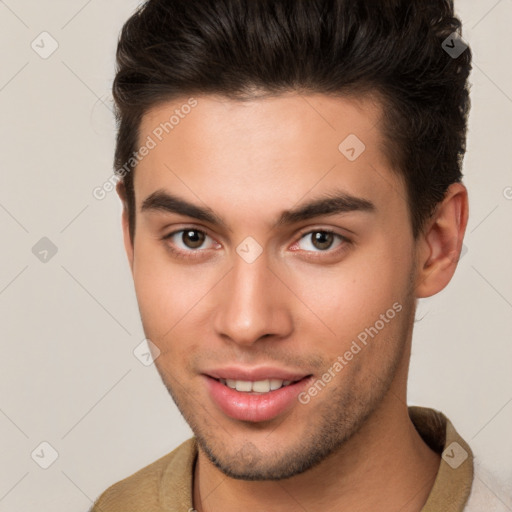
top-left (415, 182), bottom-right (469, 298)
top-left (116, 180), bottom-right (134, 274)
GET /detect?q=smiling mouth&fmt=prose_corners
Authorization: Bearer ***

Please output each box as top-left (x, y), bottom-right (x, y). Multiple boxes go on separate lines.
top-left (205, 374), bottom-right (314, 422)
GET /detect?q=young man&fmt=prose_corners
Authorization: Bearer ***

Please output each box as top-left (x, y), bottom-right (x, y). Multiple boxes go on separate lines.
top-left (91, 1), bottom-right (508, 510)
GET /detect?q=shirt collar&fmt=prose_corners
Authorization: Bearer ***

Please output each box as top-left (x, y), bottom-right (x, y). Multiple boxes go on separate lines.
top-left (409, 406), bottom-right (474, 511)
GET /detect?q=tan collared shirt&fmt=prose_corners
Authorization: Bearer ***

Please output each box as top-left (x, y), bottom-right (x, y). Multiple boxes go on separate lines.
top-left (91, 406), bottom-right (475, 511)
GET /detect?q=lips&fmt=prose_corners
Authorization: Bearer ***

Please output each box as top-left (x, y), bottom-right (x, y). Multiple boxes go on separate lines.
top-left (203, 368), bottom-right (313, 422)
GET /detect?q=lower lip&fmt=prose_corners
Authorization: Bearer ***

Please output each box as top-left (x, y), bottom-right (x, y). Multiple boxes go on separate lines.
top-left (204, 375), bottom-right (312, 423)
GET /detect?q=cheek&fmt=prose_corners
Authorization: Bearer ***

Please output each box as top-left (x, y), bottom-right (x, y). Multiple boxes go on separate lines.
top-left (284, 238), bottom-right (411, 347)
top-left (132, 241), bottom-right (209, 336)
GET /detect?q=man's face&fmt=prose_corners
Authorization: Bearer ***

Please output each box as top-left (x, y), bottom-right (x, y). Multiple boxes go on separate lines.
top-left (127, 93), bottom-right (418, 480)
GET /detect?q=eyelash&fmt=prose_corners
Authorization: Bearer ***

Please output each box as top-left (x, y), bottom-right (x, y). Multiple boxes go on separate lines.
top-left (161, 227), bottom-right (351, 261)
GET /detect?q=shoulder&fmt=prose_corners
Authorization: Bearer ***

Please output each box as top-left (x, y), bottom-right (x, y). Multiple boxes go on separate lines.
top-left (89, 437), bottom-right (197, 512)
top-left (464, 458), bottom-right (512, 511)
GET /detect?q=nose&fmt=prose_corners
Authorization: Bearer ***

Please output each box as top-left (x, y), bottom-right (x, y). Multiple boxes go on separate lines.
top-left (213, 250), bottom-right (294, 347)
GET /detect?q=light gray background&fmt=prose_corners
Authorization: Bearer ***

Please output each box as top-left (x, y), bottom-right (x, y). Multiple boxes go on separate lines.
top-left (0, 1), bottom-right (511, 510)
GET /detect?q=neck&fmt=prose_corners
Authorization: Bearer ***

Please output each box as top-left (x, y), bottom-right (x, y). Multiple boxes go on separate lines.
top-left (193, 390), bottom-right (441, 512)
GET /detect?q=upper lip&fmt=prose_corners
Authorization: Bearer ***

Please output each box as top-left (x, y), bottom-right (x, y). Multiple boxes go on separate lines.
top-left (204, 366), bottom-right (311, 382)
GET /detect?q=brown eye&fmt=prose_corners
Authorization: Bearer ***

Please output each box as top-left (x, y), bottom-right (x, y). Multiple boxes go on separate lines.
top-left (311, 231), bottom-right (335, 250)
top-left (162, 227), bottom-right (220, 260)
top-left (294, 230), bottom-right (347, 254)
top-left (181, 229), bottom-right (206, 249)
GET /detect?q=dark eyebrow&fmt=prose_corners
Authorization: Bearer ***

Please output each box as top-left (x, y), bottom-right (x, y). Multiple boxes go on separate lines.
top-left (141, 188), bottom-right (376, 230)
top-left (141, 190), bottom-right (230, 230)
top-left (275, 190), bottom-right (375, 228)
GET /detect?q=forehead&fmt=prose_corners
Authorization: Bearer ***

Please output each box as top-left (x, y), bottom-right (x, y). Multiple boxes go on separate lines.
top-left (134, 93), bottom-right (407, 230)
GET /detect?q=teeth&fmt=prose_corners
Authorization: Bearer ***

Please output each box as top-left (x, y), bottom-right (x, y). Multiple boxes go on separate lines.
top-left (270, 379), bottom-right (284, 390)
top-left (220, 378), bottom-right (295, 393)
top-left (235, 380), bottom-right (252, 392)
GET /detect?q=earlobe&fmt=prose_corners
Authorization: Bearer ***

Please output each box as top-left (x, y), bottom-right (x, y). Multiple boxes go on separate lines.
top-left (415, 183), bottom-right (469, 298)
top-left (116, 181), bottom-right (135, 274)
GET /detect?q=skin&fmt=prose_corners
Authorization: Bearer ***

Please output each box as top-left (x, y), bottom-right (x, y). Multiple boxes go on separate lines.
top-left (118, 92), bottom-right (468, 512)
